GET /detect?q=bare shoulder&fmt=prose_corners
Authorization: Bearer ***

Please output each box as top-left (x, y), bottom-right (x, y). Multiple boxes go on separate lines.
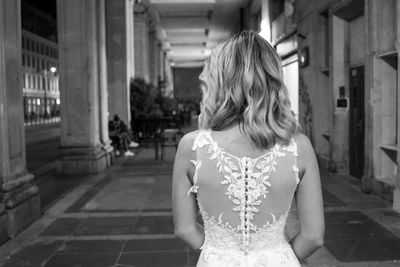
top-left (174, 130), bottom-right (200, 179)
top-left (176, 130), bottom-right (200, 158)
top-left (293, 133), bottom-right (314, 157)
top-left (292, 133), bottom-right (318, 177)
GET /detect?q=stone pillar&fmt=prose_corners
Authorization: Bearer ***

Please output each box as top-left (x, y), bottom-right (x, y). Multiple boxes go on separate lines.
top-left (134, 4), bottom-right (150, 83)
top-left (57, 0), bottom-right (112, 174)
top-left (0, 0), bottom-right (40, 240)
top-left (149, 29), bottom-right (159, 87)
top-left (164, 58), bottom-right (174, 98)
top-left (106, 0), bottom-right (135, 125)
top-left (159, 45), bottom-right (165, 83)
top-left (329, 16), bottom-right (349, 174)
top-left (394, 0), bottom-right (400, 212)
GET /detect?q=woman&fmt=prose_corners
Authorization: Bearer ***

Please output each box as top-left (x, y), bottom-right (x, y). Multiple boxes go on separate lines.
top-left (172, 31), bottom-right (324, 266)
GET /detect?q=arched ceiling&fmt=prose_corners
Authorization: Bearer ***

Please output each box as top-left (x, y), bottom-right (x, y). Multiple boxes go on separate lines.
top-left (147, 0), bottom-right (249, 67)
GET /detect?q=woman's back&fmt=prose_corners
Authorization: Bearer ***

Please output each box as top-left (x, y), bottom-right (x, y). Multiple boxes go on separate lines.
top-left (188, 128), bottom-right (301, 266)
top-left (172, 31), bottom-right (324, 267)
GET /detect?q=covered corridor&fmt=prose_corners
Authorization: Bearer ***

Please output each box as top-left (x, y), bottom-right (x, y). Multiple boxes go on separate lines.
top-left (1, 0), bottom-right (400, 266)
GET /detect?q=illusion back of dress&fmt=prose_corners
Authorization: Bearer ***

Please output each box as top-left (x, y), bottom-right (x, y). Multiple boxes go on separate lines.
top-left (188, 130), bottom-right (301, 267)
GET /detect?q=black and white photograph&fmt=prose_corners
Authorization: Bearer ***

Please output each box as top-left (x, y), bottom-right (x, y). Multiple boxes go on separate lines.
top-left (0, 0), bottom-right (399, 266)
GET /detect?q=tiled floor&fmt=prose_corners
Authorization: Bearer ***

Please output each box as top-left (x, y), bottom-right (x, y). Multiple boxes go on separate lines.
top-left (1, 130), bottom-right (400, 266)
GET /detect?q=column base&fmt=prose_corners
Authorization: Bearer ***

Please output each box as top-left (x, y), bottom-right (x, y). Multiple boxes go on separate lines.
top-left (2, 173), bottom-right (40, 238)
top-left (57, 145), bottom-right (109, 174)
top-left (361, 175), bottom-right (396, 203)
top-left (317, 155), bottom-right (330, 171)
top-left (7, 194), bottom-right (40, 237)
top-left (102, 143), bottom-right (115, 167)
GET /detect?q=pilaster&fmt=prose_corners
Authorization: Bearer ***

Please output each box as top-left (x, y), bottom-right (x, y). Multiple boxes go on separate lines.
top-left (328, 15), bottom-right (350, 174)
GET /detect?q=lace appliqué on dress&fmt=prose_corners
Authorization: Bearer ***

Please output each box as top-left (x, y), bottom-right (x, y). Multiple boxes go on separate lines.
top-left (206, 141), bottom-right (286, 254)
top-left (187, 130), bottom-right (299, 257)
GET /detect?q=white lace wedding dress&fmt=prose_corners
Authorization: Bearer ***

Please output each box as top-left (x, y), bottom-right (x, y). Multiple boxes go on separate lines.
top-left (187, 130), bottom-right (301, 267)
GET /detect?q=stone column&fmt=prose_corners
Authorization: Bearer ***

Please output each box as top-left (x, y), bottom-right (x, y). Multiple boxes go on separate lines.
top-left (159, 45), bottom-right (165, 83)
top-left (0, 0), bottom-right (40, 240)
top-left (149, 29), bottom-right (159, 87)
top-left (57, 0), bottom-right (112, 174)
top-left (134, 4), bottom-right (150, 83)
top-left (106, 0), bottom-right (135, 125)
top-left (394, 0), bottom-right (400, 212)
top-left (164, 58), bottom-right (174, 98)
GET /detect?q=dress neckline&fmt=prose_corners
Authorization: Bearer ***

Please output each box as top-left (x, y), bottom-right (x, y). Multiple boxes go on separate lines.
top-left (205, 130), bottom-right (279, 162)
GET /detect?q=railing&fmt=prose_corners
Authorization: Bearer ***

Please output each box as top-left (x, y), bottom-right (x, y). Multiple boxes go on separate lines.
top-left (24, 114), bottom-right (61, 126)
top-left (130, 116), bottom-right (182, 160)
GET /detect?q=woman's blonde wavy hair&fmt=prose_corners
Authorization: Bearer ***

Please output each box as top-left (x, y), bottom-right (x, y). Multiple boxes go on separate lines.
top-left (198, 31), bottom-right (300, 149)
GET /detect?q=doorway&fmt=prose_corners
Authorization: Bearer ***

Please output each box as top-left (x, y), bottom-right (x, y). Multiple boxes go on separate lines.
top-left (349, 66), bottom-right (365, 178)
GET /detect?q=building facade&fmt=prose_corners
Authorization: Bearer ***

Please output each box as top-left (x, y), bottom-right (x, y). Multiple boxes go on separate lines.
top-left (21, 2), bottom-right (60, 126)
top-left (22, 30), bottom-right (60, 125)
top-left (269, 0), bottom-right (400, 211)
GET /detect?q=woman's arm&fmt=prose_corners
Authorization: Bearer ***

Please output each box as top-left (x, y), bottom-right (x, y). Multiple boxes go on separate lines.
top-left (172, 132), bottom-right (205, 249)
top-left (290, 134), bottom-right (325, 261)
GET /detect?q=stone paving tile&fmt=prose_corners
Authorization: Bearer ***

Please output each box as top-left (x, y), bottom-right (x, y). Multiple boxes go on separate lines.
top-left (124, 238), bottom-right (187, 251)
top-left (81, 177), bottom-right (154, 212)
top-left (131, 216), bottom-right (174, 235)
top-left (324, 210), bottom-right (400, 262)
top-left (324, 211), bottom-right (371, 224)
top-left (325, 238), bottom-right (400, 262)
top-left (36, 172), bottom-right (83, 210)
top-left (322, 188), bottom-right (348, 207)
top-left (61, 240), bottom-right (125, 252)
top-left (44, 252), bottom-right (119, 267)
top-left (347, 200), bottom-right (391, 209)
top-left (74, 217), bottom-right (138, 236)
top-left (40, 217), bottom-right (83, 236)
top-left (325, 220), bottom-right (396, 241)
top-left (66, 175), bottom-right (113, 213)
top-left (118, 251), bottom-right (188, 267)
top-left (1, 240), bottom-right (63, 267)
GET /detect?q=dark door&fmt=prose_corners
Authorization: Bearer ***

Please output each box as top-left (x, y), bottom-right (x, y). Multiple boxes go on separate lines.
top-left (349, 66), bottom-right (365, 178)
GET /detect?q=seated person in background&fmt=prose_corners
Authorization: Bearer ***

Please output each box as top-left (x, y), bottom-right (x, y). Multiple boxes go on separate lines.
top-left (118, 117), bottom-right (139, 148)
top-left (108, 120), bottom-right (121, 156)
top-left (111, 114), bottom-right (137, 157)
